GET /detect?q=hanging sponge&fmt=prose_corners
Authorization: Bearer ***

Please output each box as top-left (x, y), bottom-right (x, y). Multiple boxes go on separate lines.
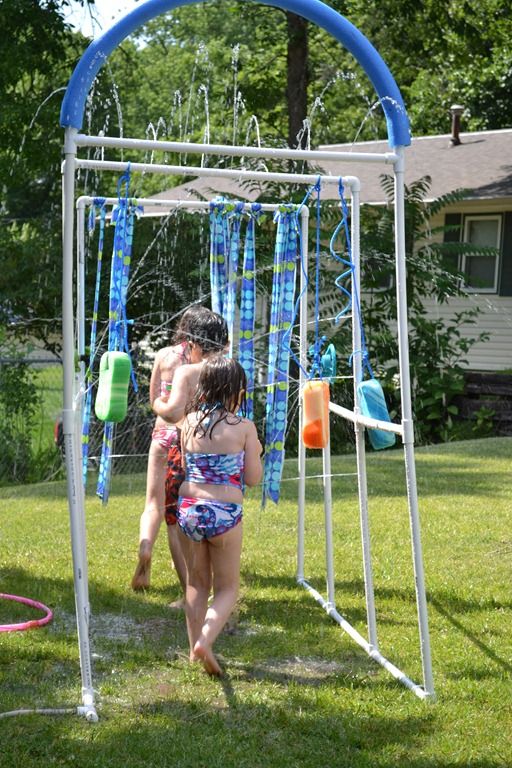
top-left (94, 351), bottom-right (131, 423)
top-left (357, 378), bottom-right (396, 450)
top-left (302, 380), bottom-right (330, 449)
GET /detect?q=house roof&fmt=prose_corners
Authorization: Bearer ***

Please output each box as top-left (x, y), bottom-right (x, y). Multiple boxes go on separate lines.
top-left (319, 128), bottom-right (512, 204)
top-left (150, 128), bottom-right (512, 207)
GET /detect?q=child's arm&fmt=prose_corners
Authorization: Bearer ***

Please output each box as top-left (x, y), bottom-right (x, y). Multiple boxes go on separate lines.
top-left (243, 421), bottom-right (263, 487)
top-left (153, 365), bottom-right (190, 424)
top-left (149, 349), bottom-right (163, 406)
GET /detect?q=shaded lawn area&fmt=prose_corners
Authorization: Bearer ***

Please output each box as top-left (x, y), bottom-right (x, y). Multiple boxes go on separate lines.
top-left (0, 438), bottom-right (511, 767)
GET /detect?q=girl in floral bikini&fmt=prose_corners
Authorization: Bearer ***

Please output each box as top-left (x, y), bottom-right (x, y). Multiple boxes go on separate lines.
top-left (174, 356), bottom-right (262, 676)
top-left (132, 305), bottom-right (224, 592)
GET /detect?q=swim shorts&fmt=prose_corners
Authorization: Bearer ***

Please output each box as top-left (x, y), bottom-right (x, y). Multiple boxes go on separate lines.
top-left (165, 439), bottom-right (185, 526)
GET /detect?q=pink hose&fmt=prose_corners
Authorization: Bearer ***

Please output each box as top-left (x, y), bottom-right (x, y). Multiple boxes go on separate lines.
top-left (0, 593), bottom-right (53, 632)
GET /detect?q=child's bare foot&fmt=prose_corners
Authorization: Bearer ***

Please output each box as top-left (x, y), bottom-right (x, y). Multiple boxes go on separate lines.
top-left (193, 640), bottom-right (222, 677)
top-left (168, 597), bottom-right (185, 610)
top-left (131, 541), bottom-right (152, 590)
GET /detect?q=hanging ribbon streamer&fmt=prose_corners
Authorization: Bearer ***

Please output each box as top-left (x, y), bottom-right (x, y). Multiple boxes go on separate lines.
top-left (209, 200), bottom-right (230, 318)
top-left (81, 198), bottom-right (107, 486)
top-left (225, 202), bottom-right (245, 354)
top-left (96, 169), bottom-right (141, 503)
top-left (262, 204), bottom-right (299, 506)
top-left (239, 203), bottom-right (261, 420)
top-left (209, 199), bottom-right (244, 351)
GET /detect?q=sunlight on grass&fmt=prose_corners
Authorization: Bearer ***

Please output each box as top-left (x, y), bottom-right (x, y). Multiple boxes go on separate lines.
top-left (1, 438), bottom-right (511, 767)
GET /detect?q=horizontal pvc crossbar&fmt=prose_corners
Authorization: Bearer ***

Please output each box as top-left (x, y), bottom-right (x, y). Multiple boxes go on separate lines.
top-left (329, 400), bottom-right (404, 436)
top-left (298, 578), bottom-right (430, 699)
top-left (73, 158), bottom-right (360, 189)
top-left (74, 134), bottom-right (398, 165)
top-left (60, 0), bottom-right (411, 148)
top-left (76, 195), bottom-right (282, 212)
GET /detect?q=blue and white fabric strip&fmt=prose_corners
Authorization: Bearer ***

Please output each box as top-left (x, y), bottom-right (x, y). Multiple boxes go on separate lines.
top-left (263, 205), bottom-right (298, 505)
top-left (209, 200), bottom-right (229, 317)
top-left (239, 204), bottom-right (261, 420)
top-left (96, 190), bottom-right (140, 503)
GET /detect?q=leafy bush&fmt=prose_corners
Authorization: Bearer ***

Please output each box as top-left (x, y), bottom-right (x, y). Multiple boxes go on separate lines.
top-left (358, 176), bottom-right (489, 444)
top-left (0, 340), bottom-right (40, 484)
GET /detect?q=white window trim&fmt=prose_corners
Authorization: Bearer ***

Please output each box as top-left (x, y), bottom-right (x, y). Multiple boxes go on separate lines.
top-left (462, 214), bottom-right (501, 293)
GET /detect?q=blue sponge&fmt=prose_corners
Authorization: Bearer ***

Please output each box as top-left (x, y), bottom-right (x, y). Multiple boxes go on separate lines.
top-left (357, 378), bottom-right (396, 450)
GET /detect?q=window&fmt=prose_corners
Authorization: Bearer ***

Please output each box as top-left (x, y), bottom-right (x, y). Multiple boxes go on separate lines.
top-left (462, 215), bottom-right (501, 292)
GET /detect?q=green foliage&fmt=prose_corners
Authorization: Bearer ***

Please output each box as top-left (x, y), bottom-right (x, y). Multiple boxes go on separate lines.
top-left (359, 176), bottom-right (489, 444)
top-left (0, 334), bottom-right (40, 484)
top-left (0, 0), bottom-right (93, 352)
top-left (338, 0), bottom-right (512, 135)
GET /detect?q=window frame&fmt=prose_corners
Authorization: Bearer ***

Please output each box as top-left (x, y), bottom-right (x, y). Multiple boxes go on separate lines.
top-left (461, 213), bottom-right (502, 294)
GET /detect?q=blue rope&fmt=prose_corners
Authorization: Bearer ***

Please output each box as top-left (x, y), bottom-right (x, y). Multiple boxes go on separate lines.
top-left (332, 179), bottom-right (374, 381)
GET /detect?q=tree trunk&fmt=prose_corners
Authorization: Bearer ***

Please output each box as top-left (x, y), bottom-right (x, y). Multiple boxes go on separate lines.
top-left (286, 12), bottom-right (309, 149)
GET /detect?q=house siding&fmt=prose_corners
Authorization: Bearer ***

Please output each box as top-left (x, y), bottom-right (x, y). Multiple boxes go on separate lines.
top-left (421, 295), bottom-right (512, 372)
top-left (422, 206), bottom-right (512, 371)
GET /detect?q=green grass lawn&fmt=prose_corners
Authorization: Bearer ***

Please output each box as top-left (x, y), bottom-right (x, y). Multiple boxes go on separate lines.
top-left (0, 438), bottom-right (511, 767)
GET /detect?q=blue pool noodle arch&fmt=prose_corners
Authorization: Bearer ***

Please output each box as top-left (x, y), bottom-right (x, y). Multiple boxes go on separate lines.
top-left (60, 0), bottom-right (411, 148)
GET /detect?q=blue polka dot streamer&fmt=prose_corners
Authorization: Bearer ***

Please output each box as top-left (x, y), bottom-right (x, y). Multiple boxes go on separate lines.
top-left (263, 205), bottom-right (299, 506)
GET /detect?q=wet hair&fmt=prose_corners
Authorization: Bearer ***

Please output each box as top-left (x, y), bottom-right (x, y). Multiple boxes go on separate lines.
top-left (186, 355), bottom-right (248, 438)
top-left (172, 305), bottom-right (211, 344)
top-left (173, 307), bottom-right (228, 355)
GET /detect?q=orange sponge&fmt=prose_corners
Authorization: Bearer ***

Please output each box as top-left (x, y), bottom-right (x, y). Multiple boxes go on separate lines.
top-left (302, 380), bottom-right (330, 449)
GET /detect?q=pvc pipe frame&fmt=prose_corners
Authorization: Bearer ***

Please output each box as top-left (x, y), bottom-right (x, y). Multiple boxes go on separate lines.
top-left (294, 148), bottom-right (434, 700)
top-left (63, 129), bottom-right (434, 719)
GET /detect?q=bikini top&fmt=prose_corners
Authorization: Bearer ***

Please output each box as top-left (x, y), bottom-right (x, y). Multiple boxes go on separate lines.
top-left (184, 451), bottom-right (244, 491)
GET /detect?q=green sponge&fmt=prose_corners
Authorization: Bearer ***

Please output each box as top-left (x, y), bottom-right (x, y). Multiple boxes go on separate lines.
top-left (94, 351), bottom-right (131, 422)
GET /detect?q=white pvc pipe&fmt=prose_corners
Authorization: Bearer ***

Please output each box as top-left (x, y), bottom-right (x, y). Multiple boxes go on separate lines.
top-left (329, 401), bottom-right (404, 435)
top-left (75, 158), bottom-right (359, 190)
top-left (350, 189), bottom-right (379, 652)
top-left (74, 133), bottom-right (398, 165)
top-left (393, 146), bottom-right (435, 698)
top-left (64, 132), bottom-right (434, 703)
top-left (77, 205), bottom-right (86, 387)
top-left (62, 128), bottom-right (98, 723)
top-left (76, 196), bottom-right (282, 212)
top-left (297, 578), bottom-right (429, 699)
top-left (322, 434), bottom-right (336, 607)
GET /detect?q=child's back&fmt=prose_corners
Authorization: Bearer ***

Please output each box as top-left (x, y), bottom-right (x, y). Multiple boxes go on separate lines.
top-left (150, 342), bottom-right (189, 430)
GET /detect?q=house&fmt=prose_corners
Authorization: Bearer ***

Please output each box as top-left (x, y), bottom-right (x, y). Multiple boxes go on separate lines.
top-left (150, 119), bottom-right (512, 372)
top-left (319, 122), bottom-right (512, 373)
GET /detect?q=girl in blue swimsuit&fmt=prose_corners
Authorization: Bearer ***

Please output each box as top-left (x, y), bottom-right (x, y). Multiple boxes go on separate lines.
top-left (178, 356), bottom-right (263, 676)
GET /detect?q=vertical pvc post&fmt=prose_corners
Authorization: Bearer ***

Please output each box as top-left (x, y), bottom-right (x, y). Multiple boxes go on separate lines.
top-left (77, 201), bottom-right (86, 388)
top-left (351, 186), bottom-right (379, 651)
top-left (322, 432), bottom-right (336, 607)
top-left (62, 127), bottom-right (98, 722)
top-left (393, 146), bottom-right (435, 697)
top-left (297, 206), bottom-right (309, 582)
